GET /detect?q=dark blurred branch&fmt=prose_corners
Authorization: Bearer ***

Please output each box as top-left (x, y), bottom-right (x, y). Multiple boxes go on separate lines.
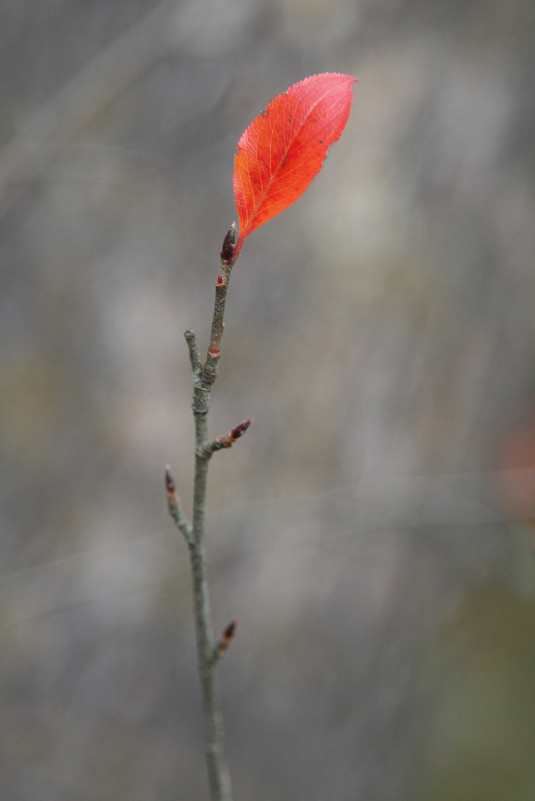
top-left (0, 1), bottom-right (175, 218)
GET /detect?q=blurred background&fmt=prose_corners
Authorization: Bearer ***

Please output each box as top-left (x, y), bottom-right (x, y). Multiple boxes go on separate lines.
top-left (2, 0), bottom-right (535, 799)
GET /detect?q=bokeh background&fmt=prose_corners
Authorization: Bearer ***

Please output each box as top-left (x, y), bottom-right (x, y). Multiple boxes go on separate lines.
top-left (2, 1), bottom-right (535, 799)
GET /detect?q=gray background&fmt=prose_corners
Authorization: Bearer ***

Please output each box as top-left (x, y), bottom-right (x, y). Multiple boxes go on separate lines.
top-left (2, 1), bottom-right (535, 799)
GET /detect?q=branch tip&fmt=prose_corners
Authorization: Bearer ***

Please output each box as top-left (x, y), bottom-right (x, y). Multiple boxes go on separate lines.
top-left (184, 329), bottom-right (201, 375)
top-left (220, 222), bottom-right (236, 264)
top-left (214, 619), bottom-right (237, 661)
top-left (165, 465), bottom-right (178, 511)
top-left (208, 418), bottom-right (253, 453)
top-left (165, 466), bottom-right (192, 541)
top-left (165, 464), bottom-right (176, 494)
top-left (230, 418), bottom-right (253, 441)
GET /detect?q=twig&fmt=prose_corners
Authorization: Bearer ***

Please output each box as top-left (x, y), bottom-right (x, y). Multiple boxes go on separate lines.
top-left (165, 465), bottom-right (192, 543)
top-left (202, 223), bottom-right (236, 389)
top-left (202, 419), bottom-right (254, 458)
top-left (167, 223), bottom-right (247, 801)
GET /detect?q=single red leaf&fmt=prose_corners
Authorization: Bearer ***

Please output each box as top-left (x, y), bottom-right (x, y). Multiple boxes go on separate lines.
top-left (232, 72), bottom-right (356, 260)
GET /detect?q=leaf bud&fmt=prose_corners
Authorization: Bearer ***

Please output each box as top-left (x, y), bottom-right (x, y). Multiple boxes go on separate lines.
top-left (220, 222), bottom-right (236, 263)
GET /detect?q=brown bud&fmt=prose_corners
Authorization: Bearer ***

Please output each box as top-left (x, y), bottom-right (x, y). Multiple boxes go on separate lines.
top-left (229, 418), bottom-right (253, 442)
top-left (220, 222), bottom-right (236, 263)
top-left (165, 465), bottom-right (178, 514)
top-left (215, 619), bottom-right (237, 659)
top-left (222, 619), bottom-right (237, 643)
top-left (165, 465), bottom-right (176, 495)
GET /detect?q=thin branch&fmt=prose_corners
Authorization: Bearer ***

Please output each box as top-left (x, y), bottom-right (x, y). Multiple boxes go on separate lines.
top-left (202, 418), bottom-right (254, 457)
top-left (165, 465), bottom-right (192, 543)
top-left (189, 422), bottom-right (233, 801)
top-left (185, 329), bottom-right (202, 379)
top-left (202, 224), bottom-right (236, 389)
top-left (177, 226), bottom-right (240, 801)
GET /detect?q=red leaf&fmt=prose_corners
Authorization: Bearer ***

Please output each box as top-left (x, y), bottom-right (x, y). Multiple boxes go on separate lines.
top-left (232, 73), bottom-right (357, 260)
